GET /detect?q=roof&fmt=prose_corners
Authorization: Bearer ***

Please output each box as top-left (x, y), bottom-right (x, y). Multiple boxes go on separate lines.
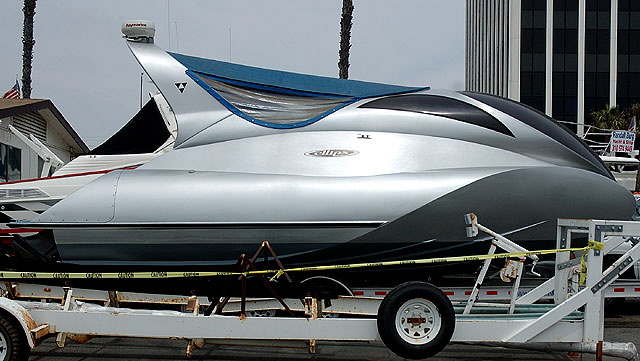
top-left (169, 52), bottom-right (427, 98)
top-left (0, 98), bottom-right (44, 112)
top-left (0, 99), bottom-right (89, 153)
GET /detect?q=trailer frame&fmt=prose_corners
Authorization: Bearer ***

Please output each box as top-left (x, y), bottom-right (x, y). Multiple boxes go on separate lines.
top-left (0, 218), bottom-right (639, 360)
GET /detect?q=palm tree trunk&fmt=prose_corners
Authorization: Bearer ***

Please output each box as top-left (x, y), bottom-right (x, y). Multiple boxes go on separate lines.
top-left (22, 0), bottom-right (37, 99)
top-left (338, 0), bottom-right (354, 79)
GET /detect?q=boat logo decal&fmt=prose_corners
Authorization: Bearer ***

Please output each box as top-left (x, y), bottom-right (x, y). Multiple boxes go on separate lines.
top-left (304, 149), bottom-right (359, 157)
top-left (175, 82), bottom-right (187, 93)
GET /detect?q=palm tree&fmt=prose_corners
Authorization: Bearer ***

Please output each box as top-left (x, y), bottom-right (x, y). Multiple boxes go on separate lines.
top-left (21, 0), bottom-right (37, 99)
top-left (338, 0), bottom-right (353, 79)
top-left (625, 103), bottom-right (640, 123)
top-left (590, 104), bottom-right (624, 131)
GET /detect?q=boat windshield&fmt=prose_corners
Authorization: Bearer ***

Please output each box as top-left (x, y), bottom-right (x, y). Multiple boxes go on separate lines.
top-left (169, 52), bottom-right (427, 129)
top-left (360, 94), bottom-right (514, 137)
top-left (460, 91), bottom-right (612, 178)
top-left (191, 72), bottom-right (352, 127)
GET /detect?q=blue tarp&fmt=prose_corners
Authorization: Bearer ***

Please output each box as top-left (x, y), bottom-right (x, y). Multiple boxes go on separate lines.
top-left (169, 52), bottom-right (427, 98)
top-left (168, 52), bottom-right (428, 128)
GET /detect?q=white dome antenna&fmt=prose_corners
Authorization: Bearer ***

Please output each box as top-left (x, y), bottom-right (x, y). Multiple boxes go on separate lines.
top-left (122, 20), bottom-right (155, 42)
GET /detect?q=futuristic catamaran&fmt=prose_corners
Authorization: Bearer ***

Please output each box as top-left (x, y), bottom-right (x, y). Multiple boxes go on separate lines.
top-left (8, 21), bottom-right (635, 275)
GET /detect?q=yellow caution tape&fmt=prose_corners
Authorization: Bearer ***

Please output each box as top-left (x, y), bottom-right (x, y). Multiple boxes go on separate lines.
top-left (0, 270), bottom-right (240, 280)
top-left (577, 240), bottom-right (604, 285)
top-left (580, 253), bottom-right (588, 286)
top-left (269, 269), bottom-right (285, 282)
top-left (0, 244), bottom-right (599, 280)
top-left (588, 240), bottom-right (604, 251)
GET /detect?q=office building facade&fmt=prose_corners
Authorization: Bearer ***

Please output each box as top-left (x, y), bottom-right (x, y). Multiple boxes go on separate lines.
top-left (466, 0), bottom-right (640, 135)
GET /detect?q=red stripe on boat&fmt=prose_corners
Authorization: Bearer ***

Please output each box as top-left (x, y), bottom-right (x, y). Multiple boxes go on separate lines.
top-left (0, 167), bottom-right (137, 185)
top-left (0, 228), bottom-right (41, 234)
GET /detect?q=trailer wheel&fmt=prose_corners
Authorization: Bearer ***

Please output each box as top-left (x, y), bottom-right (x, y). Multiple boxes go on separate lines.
top-left (377, 282), bottom-right (454, 360)
top-left (0, 314), bottom-right (30, 361)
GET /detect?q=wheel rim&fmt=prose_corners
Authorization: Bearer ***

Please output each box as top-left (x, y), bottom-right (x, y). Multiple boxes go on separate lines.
top-left (394, 298), bottom-right (442, 345)
top-left (0, 328), bottom-right (8, 360)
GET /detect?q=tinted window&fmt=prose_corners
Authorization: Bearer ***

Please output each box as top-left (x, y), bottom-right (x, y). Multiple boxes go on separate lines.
top-left (0, 143), bottom-right (21, 182)
top-left (0, 145), bottom-right (6, 182)
top-left (360, 95), bottom-right (514, 137)
top-left (7, 146), bottom-right (21, 181)
top-left (460, 91), bottom-right (612, 178)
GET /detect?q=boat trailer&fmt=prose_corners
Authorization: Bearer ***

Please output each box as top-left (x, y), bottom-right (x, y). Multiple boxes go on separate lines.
top-left (0, 217), bottom-right (639, 360)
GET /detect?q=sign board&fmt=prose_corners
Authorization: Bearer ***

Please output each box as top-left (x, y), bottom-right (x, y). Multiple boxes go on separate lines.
top-left (610, 131), bottom-right (636, 153)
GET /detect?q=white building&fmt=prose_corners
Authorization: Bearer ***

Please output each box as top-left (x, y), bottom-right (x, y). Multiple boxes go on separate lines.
top-left (0, 99), bottom-right (88, 181)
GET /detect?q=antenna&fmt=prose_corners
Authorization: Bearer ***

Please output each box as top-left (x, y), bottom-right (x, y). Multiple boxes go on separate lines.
top-left (229, 28), bottom-right (232, 61)
top-left (167, 0), bottom-right (171, 50)
top-left (140, 72), bottom-right (144, 109)
top-left (175, 21), bottom-right (180, 52)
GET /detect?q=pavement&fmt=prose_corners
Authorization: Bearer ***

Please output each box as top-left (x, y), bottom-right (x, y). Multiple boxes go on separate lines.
top-left (26, 299), bottom-right (640, 361)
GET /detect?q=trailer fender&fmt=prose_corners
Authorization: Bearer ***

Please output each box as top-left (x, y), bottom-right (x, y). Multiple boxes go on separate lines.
top-left (0, 298), bottom-right (37, 348)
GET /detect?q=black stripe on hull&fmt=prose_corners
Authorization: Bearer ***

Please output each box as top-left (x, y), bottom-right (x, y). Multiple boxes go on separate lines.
top-left (13, 222), bottom-right (384, 229)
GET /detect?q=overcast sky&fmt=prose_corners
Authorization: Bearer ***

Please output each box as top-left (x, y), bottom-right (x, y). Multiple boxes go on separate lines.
top-left (1, 1), bottom-right (465, 148)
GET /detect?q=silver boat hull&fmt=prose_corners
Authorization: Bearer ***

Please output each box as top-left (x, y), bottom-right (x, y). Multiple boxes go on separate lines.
top-left (33, 166), bottom-right (633, 266)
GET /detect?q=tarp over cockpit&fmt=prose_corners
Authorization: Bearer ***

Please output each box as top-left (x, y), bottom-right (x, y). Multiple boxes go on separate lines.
top-left (168, 52), bottom-right (428, 129)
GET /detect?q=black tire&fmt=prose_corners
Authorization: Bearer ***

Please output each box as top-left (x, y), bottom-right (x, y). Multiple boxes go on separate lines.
top-left (0, 313), bottom-right (30, 361)
top-left (377, 281), bottom-right (455, 360)
top-left (604, 297), bottom-right (625, 315)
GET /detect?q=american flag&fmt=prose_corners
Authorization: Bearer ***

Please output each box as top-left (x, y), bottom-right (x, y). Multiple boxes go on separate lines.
top-left (2, 81), bottom-right (20, 99)
top-left (629, 116), bottom-right (637, 133)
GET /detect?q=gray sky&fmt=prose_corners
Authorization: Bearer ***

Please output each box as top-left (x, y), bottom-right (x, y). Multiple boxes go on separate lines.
top-left (1, 1), bottom-right (465, 148)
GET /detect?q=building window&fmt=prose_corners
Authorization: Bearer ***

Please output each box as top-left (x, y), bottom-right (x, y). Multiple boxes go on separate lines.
top-left (521, 1), bottom-right (547, 112)
top-left (552, 1), bottom-right (579, 126)
top-left (0, 143), bottom-right (21, 182)
top-left (617, 0), bottom-right (640, 108)
top-left (584, 0), bottom-right (610, 122)
top-left (37, 158), bottom-right (54, 178)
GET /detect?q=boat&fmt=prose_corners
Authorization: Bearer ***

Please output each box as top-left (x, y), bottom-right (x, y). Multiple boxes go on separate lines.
top-left (5, 21), bottom-right (636, 289)
top-left (0, 93), bottom-right (177, 230)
